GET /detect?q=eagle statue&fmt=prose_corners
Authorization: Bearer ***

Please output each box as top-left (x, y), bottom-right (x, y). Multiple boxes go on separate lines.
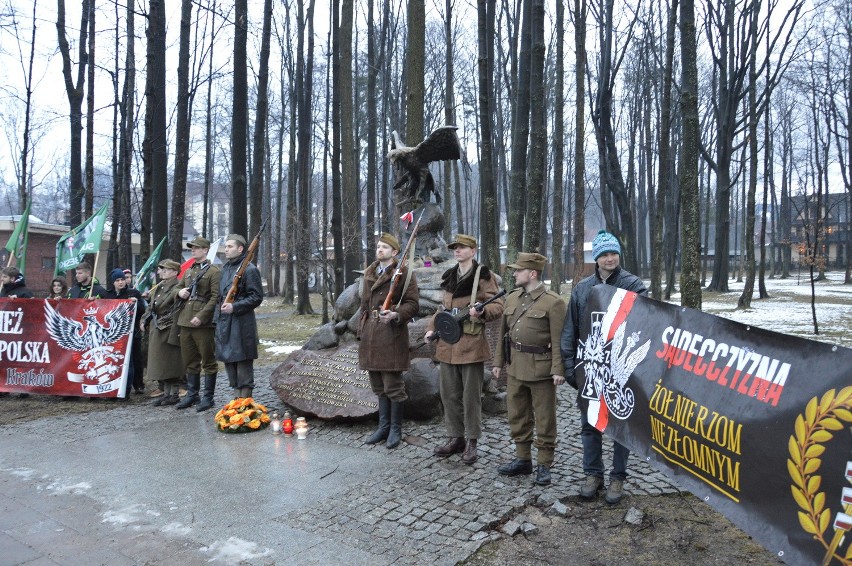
top-left (387, 125), bottom-right (462, 206)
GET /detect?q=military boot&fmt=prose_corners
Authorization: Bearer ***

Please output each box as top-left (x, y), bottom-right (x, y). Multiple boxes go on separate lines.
top-left (385, 401), bottom-right (404, 449)
top-left (196, 374), bottom-right (217, 412)
top-left (175, 374), bottom-right (200, 409)
top-left (433, 437), bottom-right (465, 457)
top-left (365, 396), bottom-right (391, 444)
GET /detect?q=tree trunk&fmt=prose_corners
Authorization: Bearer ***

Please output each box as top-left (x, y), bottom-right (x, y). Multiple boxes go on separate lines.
top-left (507, 0), bottom-right (532, 262)
top-left (550, 0), bottom-right (565, 293)
top-left (572, 0), bottom-right (587, 286)
top-left (169, 0), bottom-right (194, 260)
top-left (56, 0), bottom-right (91, 227)
top-left (296, 0), bottom-right (316, 314)
top-left (232, 0), bottom-right (249, 235)
top-left (84, 0), bottom-right (95, 218)
top-left (250, 0), bottom-right (273, 242)
top-left (404, 0), bottom-right (426, 145)
top-left (339, 0), bottom-right (360, 285)
top-left (524, 0), bottom-right (546, 252)
top-left (477, 0), bottom-right (499, 268)
top-left (679, 0), bottom-right (701, 309)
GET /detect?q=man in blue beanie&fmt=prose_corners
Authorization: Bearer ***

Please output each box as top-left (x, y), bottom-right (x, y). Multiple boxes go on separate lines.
top-left (560, 230), bottom-right (647, 504)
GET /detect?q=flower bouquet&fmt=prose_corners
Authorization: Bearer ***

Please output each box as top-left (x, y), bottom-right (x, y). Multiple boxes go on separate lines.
top-left (215, 398), bottom-right (272, 433)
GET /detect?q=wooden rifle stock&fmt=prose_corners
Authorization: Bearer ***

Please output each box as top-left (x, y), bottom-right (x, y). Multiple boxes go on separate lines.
top-left (224, 218), bottom-right (269, 305)
top-left (381, 210), bottom-right (425, 312)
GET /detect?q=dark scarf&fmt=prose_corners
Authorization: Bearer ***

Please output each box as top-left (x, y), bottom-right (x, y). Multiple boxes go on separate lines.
top-left (440, 261), bottom-right (491, 298)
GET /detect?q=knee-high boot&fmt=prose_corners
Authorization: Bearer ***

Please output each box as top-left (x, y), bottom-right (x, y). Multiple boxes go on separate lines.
top-left (176, 374), bottom-right (200, 409)
top-left (386, 401), bottom-right (404, 449)
top-left (196, 374), bottom-right (218, 412)
top-left (365, 396), bottom-right (391, 444)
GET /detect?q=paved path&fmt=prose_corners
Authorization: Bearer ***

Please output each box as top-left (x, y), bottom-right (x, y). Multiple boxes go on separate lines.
top-left (0, 367), bottom-right (681, 565)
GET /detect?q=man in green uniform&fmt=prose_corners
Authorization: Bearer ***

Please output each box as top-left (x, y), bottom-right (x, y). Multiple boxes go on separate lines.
top-left (492, 252), bottom-right (566, 486)
top-left (175, 237), bottom-right (222, 411)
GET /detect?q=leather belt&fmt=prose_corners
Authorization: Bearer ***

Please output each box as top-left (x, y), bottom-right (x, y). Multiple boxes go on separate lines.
top-left (509, 339), bottom-right (551, 354)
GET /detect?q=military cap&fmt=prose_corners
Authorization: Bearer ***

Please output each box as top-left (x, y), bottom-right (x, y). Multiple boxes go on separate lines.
top-left (447, 234), bottom-right (477, 249)
top-left (186, 236), bottom-right (211, 249)
top-left (507, 252), bottom-right (547, 272)
top-left (379, 233), bottom-right (400, 252)
top-left (157, 259), bottom-right (181, 271)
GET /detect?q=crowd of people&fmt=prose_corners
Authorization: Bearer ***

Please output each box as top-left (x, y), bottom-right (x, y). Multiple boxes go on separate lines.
top-left (358, 230), bottom-right (645, 504)
top-left (0, 234), bottom-right (263, 408)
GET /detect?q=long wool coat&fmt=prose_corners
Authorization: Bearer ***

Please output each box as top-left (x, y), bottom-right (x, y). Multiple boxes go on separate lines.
top-left (144, 277), bottom-right (184, 382)
top-left (358, 260), bottom-right (420, 372)
top-left (426, 262), bottom-right (504, 365)
top-left (215, 255), bottom-right (264, 363)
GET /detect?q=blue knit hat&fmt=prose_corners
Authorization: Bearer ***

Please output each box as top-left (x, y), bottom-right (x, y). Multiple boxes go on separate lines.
top-left (592, 230), bottom-right (621, 260)
top-left (110, 268), bottom-right (126, 282)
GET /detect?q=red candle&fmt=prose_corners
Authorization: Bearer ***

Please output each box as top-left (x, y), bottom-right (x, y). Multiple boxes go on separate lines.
top-left (282, 418), bottom-right (294, 435)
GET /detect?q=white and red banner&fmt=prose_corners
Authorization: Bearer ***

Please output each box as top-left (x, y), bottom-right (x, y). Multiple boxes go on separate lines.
top-left (577, 285), bottom-right (852, 566)
top-left (0, 298), bottom-right (136, 398)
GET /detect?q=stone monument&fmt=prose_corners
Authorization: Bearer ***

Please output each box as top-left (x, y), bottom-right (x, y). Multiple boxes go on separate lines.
top-left (270, 127), bottom-right (506, 421)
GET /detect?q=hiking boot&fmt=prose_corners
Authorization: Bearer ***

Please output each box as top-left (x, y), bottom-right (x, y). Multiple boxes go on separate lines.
top-left (605, 479), bottom-right (624, 504)
top-left (497, 458), bottom-right (533, 476)
top-left (461, 439), bottom-right (478, 465)
top-left (149, 388), bottom-right (164, 398)
top-left (579, 475), bottom-right (603, 499)
top-left (534, 465), bottom-right (552, 486)
top-left (433, 437), bottom-right (465, 457)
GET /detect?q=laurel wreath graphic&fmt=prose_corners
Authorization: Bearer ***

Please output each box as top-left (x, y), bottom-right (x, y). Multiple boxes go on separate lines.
top-left (787, 386), bottom-right (852, 565)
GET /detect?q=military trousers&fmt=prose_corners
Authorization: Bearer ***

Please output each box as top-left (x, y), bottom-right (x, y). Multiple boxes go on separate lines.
top-left (506, 374), bottom-right (557, 467)
top-left (179, 326), bottom-right (218, 375)
top-left (438, 361), bottom-right (483, 439)
top-left (368, 371), bottom-right (408, 402)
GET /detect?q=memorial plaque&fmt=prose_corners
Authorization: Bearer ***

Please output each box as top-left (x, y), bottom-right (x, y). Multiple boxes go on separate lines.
top-left (270, 343), bottom-right (378, 419)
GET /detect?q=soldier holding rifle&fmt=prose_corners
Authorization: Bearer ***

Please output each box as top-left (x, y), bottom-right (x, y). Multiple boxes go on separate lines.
top-left (359, 232), bottom-right (420, 449)
top-left (175, 237), bottom-right (222, 411)
top-left (216, 233), bottom-right (264, 401)
top-left (424, 234), bottom-right (504, 465)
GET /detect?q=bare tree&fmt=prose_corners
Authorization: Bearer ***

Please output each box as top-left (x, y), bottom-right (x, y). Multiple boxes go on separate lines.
top-left (249, 0), bottom-right (273, 241)
top-left (524, 0), bottom-right (546, 251)
top-left (572, 0), bottom-right (587, 286)
top-left (551, 0), bottom-right (566, 293)
top-left (55, 0), bottom-right (91, 226)
top-left (231, 0), bottom-right (248, 235)
top-left (478, 0), bottom-right (499, 268)
top-left (84, 0), bottom-right (94, 217)
top-left (295, 0), bottom-right (315, 314)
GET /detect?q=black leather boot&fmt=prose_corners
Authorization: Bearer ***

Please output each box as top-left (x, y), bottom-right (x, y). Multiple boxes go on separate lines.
top-left (196, 374), bottom-right (217, 412)
top-left (365, 396), bottom-right (391, 444)
top-left (176, 374), bottom-right (200, 409)
top-left (385, 400), bottom-right (404, 449)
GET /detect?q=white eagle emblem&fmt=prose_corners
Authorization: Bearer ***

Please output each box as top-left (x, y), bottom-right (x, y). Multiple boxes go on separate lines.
top-left (44, 302), bottom-right (135, 384)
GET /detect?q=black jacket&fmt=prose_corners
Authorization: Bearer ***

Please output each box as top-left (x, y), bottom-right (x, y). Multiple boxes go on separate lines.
top-left (0, 275), bottom-right (33, 298)
top-left (560, 265), bottom-right (647, 387)
top-left (106, 286), bottom-right (147, 327)
top-left (68, 278), bottom-right (108, 299)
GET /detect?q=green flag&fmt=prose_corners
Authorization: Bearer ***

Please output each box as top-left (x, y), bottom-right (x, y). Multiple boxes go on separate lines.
top-left (4, 201), bottom-right (31, 275)
top-left (134, 236), bottom-right (166, 294)
top-left (55, 203), bottom-right (109, 276)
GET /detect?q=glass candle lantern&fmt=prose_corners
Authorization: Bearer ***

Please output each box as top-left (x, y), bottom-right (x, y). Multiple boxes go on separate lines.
top-left (270, 412), bottom-right (281, 434)
top-left (282, 411), bottom-right (294, 436)
top-left (294, 417), bottom-right (308, 440)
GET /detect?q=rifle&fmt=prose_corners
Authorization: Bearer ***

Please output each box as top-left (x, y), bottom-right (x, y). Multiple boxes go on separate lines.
top-left (223, 218), bottom-right (269, 305)
top-left (381, 210), bottom-right (425, 312)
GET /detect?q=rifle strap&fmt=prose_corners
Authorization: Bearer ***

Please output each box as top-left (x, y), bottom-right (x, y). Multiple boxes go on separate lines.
top-left (469, 265), bottom-right (483, 307)
top-left (395, 240), bottom-right (416, 310)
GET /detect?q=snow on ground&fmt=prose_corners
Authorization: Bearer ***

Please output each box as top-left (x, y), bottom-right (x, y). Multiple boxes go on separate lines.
top-left (669, 271), bottom-right (852, 348)
top-left (260, 340), bottom-right (302, 355)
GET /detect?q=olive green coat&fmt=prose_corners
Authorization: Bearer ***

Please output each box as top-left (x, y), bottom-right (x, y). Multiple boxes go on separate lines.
top-left (176, 260), bottom-right (221, 328)
top-left (493, 284), bottom-right (566, 381)
top-left (143, 278), bottom-right (184, 382)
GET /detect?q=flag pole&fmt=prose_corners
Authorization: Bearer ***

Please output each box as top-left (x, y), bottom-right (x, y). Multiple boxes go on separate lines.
top-left (88, 250), bottom-right (102, 299)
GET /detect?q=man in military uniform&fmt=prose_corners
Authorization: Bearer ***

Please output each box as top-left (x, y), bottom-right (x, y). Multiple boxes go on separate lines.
top-left (175, 237), bottom-right (222, 411)
top-left (359, 233), bottom-right (420, 449)
top-left (492, 252), bottom-right (566, 486)
top-left (561, 230), bottom-right (648, 504)
top-left (425, 234), bottom-right (504, 465)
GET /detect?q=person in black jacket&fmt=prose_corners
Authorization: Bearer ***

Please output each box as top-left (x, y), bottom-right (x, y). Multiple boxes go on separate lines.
top-left (107, 268), bottom-right (147, 395)
top-left (0, 267), bottom-right (33, 298)
top-left (67, 262), bottom-right (107, 298)
top-left (560, 230), bottom-right (648, 505)
top-left (215, 235), bottom-right (263, 402)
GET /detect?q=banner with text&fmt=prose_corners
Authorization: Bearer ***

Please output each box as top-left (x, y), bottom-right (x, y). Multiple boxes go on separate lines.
top-left (577, 285), bottom-right (852, 566)
top-left (0, 298), bottom-right (136, 398)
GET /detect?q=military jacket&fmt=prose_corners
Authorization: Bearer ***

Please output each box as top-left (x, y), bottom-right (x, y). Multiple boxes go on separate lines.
top-left (494, 283), bottom-right (566, 381)
top-left (176, 260), bottom-right (221, 328)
